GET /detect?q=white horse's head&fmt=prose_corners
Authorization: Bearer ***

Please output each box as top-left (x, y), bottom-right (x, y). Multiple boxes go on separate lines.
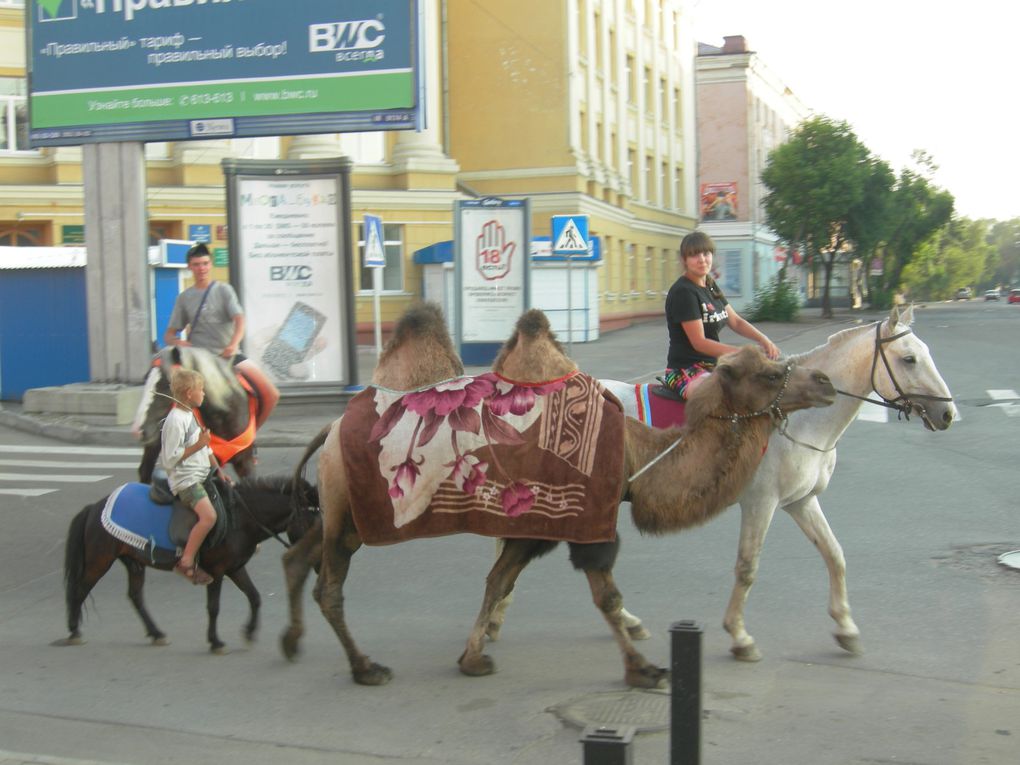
top-left (873, 304), bottom-right (957, 431)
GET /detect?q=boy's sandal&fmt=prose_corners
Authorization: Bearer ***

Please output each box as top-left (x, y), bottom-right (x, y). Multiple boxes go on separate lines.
top-left (174, 561), bottom-right (213, 586)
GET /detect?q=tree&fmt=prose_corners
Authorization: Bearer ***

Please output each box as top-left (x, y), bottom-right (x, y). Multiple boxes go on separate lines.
top-left (900, 218), bottom-right (994, 300)
top-left (988, 218), bottom-right (1020, 288)
top-left (762, 117), bottom-right (892, 317)
top-left (868, 152), bottom-right (954, 308)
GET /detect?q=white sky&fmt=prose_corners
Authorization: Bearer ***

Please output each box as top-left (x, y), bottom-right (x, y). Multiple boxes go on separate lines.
top-left (692, 0), bottom-right (1017, 221)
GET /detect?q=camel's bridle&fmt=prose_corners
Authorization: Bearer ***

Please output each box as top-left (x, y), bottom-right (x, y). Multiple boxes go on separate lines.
top-left (834, 322), bottom-right (954, 429)
top-left (628, 360), bottom-right (795, 483)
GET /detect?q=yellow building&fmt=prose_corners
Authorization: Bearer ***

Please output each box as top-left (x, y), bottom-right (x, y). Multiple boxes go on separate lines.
top-left (0, 0), bottom-right (698, 340)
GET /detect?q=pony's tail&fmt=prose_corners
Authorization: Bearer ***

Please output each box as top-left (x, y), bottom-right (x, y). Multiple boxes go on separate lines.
top-left (64, 506), bottom-right (91, 627)
top-left (291, 422), bottom-right (332, 507)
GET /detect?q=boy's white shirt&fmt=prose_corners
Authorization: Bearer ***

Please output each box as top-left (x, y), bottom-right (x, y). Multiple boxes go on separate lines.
top-left (161, 406), bottom-right (213, 494)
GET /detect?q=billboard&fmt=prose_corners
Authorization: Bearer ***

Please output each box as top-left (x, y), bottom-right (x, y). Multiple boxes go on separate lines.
top-left (700, 181), bottom-right (738, 221)
top-left (223, 157), bottom-right (358, 389)
top-left (26, 0), bottom-right (421, 146)
top-left (454, 197), bottom-right (530, 365)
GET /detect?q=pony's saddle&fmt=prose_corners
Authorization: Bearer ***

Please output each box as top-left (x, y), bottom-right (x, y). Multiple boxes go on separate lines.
top-left (99, 473), bottom-right (230, 567)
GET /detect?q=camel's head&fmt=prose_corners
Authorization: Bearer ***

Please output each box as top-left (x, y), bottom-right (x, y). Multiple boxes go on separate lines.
top-left (697, 346), bottom-right (836, 420)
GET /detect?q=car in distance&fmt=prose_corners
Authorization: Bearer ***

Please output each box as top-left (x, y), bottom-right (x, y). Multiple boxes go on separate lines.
top-left (984, 289), bottom-right (1000, 301)
top-left (1009, 289), bottom-right (1020, 304)
top-left (955, 287), bottom-right (972, 300)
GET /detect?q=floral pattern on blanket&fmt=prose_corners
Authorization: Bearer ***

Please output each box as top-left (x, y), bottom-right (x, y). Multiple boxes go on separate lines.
top-left (369, 372), bottom-right (571, 528)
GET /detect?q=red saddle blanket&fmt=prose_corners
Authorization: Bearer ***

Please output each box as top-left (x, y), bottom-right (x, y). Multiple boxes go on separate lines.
top-left (632, 384), bottom-right (687, 429)
top-left (340, 371), bottom-right (625, 546)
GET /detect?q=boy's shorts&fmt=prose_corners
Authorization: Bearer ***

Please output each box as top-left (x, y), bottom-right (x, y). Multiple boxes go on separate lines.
top-left (663, 362), bottom-right (715, 400)
top-left (176, 481), bottom-right (208, 509)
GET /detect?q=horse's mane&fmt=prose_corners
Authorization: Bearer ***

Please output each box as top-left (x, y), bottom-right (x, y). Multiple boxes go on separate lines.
top-left (234, 474), bottom-right (320, 513)
top-left (161, 346), bottom-right (242, 411)
top-left (788, 318), bottom-right (898, 367)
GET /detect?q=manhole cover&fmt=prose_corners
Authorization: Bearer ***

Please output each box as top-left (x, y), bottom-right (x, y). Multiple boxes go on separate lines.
top-left (997, 550), bottom-right (1020, 570)
top-left (548, 690), bottom-right (670, 732)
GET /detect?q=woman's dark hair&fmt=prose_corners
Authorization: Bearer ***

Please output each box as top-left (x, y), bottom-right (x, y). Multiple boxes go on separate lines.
top-left (680, 231), bottom-right (715, 259)
top-left (186, 242), bottom-right (211, 262)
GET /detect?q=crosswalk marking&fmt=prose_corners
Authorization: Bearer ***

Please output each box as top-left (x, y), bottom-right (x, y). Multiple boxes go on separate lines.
top-left (0, 487), bottom-right (58, 497)
top-left (0, 458), bottom-right (137, 469)
top-left (0, 473), bottom-right (112, 483)
top-left (987, 389), bottom-right (1019, 400)
top-left (0, 444), bottom-right (139, 456)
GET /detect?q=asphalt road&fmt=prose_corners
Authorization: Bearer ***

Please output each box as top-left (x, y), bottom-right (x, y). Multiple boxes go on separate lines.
top-left (1, 301), bottom-right (1018, 765)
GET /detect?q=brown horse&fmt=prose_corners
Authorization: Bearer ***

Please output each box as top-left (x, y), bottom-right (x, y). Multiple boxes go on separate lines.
top-left (282, 309), bottom-right (837, 688)
top-left (60, 475), bottom-right (319, 653)
top-left (134, 346), bottom-right (261, 482)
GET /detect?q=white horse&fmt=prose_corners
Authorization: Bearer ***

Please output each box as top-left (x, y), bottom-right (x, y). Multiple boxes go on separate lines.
top-left (595, 304), bottom-right (957, 660)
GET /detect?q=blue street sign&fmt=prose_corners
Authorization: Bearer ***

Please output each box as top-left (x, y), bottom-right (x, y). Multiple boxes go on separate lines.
top-left (363, 214), bottom-right (385, 268)
top-left (551, 214), bottom-right (590, 254)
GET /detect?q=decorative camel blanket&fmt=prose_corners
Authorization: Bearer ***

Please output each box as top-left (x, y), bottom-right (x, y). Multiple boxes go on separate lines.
top-left (633, 384), bottom-right (687, 429)
top-left (340, 371), bottom-right (626, 546)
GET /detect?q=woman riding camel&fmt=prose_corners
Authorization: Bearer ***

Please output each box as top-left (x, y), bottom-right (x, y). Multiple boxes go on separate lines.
top-left (663, 231), bottom-right (780, 399)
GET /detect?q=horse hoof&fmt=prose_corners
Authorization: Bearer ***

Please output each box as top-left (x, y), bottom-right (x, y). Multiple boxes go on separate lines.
top-left (151, 636), bottom-right (170, 647)
top-left (627, 623), bottom-right (652, 641)
top-left (459, 652), bottom-right (496, 677)
top-left (280, 631), bottom-right (302, 661)
top-left (730, 643), bottom-right (762, 662)
top-left (52, 636), bottom-right (85, 646)
top-left (210, 644), bottom-right (230, 656)
top-left (485, 622), bottom-right (502, 642)
top-left (835, 633), bottom-right (862, 655)
top-left (353, 663), bottom-right (393, 686)
top-left (625, 665), bottom-right (669, 689)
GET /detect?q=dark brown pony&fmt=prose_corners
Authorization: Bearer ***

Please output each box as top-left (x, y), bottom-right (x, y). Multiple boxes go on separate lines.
top-left (135, 346), bottom-right (260, 482)
top-left (60, 475), bottom-right (319, 653)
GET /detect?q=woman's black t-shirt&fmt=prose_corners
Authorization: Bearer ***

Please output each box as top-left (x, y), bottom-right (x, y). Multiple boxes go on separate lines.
top-left (664, 276), bottom-right (730, 369)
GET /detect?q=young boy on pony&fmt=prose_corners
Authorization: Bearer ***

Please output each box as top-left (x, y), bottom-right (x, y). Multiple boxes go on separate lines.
top-left (161, 368), bottom-right (221, 585)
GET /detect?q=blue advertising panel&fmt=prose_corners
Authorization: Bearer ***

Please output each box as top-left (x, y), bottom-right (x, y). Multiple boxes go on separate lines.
top-left (188, 224), bottom-right (211, 243)
top-left (27, 0), bottom-right (422, 145)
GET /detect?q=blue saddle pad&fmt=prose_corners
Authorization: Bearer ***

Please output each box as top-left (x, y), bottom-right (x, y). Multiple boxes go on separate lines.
top-left (100, 482), bottom-right (178, 554)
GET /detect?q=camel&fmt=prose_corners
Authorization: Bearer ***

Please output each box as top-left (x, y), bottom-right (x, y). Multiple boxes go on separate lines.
top-left (282, 308), bottom-right (837, 688)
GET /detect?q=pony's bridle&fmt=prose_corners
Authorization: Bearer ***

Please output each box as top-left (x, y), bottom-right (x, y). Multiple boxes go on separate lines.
top-left (835, 322), bottom-right (953, 429)
top-left (628, 361), bottom-right (795, 483)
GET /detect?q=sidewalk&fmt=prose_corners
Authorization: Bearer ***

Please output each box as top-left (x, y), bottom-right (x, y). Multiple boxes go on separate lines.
top-left (0, 308), bottom-right (879, 449)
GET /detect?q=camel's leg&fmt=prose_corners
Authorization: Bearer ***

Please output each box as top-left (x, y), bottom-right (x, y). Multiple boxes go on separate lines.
top-left (582, 567), bottom-right (667, 689)
top-left (309, 432), bottom-right (387, 685)
top-left (460, 539), bottom-right (556, 677)
top-left (280, 517), bottom-right (322, 660)
top-left (121, 558), bottom-right (168, 646)
top-left (486, 540), bottom-right (650, 642)
top-left (785, 495), bottom-right (861, 654)
top-left (225, 565), bottom-right (261, 648)
top-left (723, 500), bottom-right (778, 661)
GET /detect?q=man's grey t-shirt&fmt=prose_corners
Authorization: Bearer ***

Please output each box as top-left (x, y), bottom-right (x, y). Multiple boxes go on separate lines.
top-left (167, 282), bottom-right (244, 355)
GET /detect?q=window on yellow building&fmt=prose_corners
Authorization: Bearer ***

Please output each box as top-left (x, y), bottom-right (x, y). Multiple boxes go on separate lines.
top-left (358, 223), bottom-right (403, 292)
top-left (0, 78), bottom-right (31, 153)
top-left (0, 223), bottom-right (46, 246)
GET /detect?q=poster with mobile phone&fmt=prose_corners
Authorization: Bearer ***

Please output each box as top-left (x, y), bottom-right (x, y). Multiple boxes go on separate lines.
top-left (226, 161), bottom-right (356, 387)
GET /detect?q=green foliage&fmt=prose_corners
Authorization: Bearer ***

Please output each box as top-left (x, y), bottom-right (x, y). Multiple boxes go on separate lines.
top-left (761, 116), bottom-right (893, 317)
top-left (746, 272), bottom-right (801, 323)
top-left (900, 218), bottom-right (995, 300)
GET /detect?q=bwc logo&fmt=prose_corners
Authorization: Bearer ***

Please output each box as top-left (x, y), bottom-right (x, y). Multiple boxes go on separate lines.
top-left (38, 0), bottom-right (78, 22)
top-left (270, 265), bottom-right (313, 283)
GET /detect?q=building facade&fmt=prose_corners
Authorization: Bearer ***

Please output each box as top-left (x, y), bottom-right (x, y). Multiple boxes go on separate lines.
top-left (1, 0), bottom-right (699, 347)
top-left (695, 35), bottom-right (810, 309)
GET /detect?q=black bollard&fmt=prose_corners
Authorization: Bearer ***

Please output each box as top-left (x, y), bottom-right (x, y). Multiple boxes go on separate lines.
top-left (580, 724), bottom-right (635, 765)
top-left (669, 620), bottom-right (702, 765)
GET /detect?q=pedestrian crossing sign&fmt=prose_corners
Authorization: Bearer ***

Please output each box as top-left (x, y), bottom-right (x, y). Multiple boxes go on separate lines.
top-left (363, 214), bottom-right (385, 268)
top-left (551, 215), bottom-right (590, 254)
